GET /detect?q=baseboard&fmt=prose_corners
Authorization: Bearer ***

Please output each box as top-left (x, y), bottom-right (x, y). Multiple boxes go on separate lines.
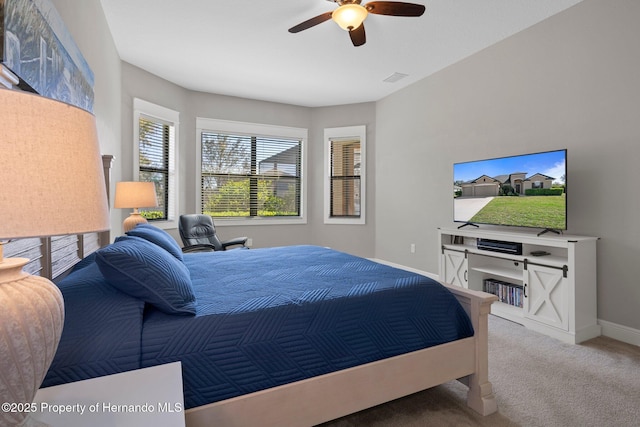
top-left (370, 258), bottom-right (640, 349)
top-left (598, 319), bottom-right (640, 348)
top-left (368, 258), bottom-right (438, 280)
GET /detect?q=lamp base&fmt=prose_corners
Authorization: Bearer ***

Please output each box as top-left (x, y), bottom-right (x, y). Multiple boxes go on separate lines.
top-left (123, 213), bottom-right (148, 233)
top-left (0, 258), bottom-right (64, 427)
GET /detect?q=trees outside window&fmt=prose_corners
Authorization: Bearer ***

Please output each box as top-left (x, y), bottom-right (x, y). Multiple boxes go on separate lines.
top-left (197, 119), bottom-right (307, 224)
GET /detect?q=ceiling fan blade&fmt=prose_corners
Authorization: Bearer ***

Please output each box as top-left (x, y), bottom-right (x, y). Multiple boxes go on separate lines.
top-left (365, 1), bottom-right (426, 17)
top-left (288, 11), bottom-right (333, 33)
top-left (349, 24), bottom-right (366, 47)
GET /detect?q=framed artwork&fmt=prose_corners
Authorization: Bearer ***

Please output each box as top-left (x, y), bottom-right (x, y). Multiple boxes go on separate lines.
top-left (0, 0), bottom-right (94, 112)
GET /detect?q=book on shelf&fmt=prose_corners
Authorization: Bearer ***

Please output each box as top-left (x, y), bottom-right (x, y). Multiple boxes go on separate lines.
top-left (483, 278), bottom-right (523, 308)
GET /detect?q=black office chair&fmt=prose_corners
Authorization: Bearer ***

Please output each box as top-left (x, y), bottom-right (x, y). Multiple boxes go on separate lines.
top-left (178, 214), bottom-right (248, 253)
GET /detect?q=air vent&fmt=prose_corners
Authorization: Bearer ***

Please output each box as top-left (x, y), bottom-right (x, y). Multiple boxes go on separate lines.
top-left (383, 72), bottom-right (408, 83)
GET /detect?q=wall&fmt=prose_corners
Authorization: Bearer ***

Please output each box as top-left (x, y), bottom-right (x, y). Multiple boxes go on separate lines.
top-left (51, 0), bottom-right (122, 235)
top-left (309, 104), bottom-right (377, 256)
top-left (375, 0), bottom-right (640, 332)
top-left (185, 87), bottom-right (313, 249)
top-left (119, 62), bottom-right (190, 238)
top-left (121, 63), bottom-right (377, 257)
top-left (51, 0), bottom-right (638, 336)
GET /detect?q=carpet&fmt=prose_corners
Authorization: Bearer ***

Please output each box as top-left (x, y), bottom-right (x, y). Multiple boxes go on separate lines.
top-left (320, 315), bottom-right (640, 427)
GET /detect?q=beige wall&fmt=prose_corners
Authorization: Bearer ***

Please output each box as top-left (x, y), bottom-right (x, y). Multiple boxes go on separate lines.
top-left (375, 0), bottom-right (640, 330)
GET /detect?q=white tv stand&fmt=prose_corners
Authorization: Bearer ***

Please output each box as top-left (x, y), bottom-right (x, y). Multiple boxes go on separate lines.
top-left (438, 226), bottom-right (600, 344)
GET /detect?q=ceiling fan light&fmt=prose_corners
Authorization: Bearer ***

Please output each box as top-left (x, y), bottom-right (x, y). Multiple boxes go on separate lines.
top-left (332, 4), bottom-right (368, 31)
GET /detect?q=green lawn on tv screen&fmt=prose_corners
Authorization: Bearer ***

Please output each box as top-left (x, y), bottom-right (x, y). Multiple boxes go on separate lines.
top-left (470, 195), bottom-right (566, 229)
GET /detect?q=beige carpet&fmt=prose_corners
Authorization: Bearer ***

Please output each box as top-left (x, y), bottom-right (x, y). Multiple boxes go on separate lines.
top-left (320, 316), bottom-right (640, 427)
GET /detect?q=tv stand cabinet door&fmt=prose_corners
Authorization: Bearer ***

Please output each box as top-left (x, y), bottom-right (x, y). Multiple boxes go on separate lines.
top-left (524, 264), bottom-right (568, 330)
top-left (442, 249), bottom-right (469, 289)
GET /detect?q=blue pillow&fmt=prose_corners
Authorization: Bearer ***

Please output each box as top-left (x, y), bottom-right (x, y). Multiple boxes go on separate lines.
top-left (126, 223), bottom-right (184, 261)
top-left (96, 236), bottom-right (196, 315)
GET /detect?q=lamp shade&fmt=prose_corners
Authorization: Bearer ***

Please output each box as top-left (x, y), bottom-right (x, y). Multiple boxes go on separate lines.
top-left (0, 88), bottom-right (109, 427)
top-left (114, 181), bottom-right (158, 232)
top-left (332, 4), bottom-right (368, 31)
top-left (114, 181), bottom-right (158, 209)
top-left (0, 89), bottom-right (110, 239)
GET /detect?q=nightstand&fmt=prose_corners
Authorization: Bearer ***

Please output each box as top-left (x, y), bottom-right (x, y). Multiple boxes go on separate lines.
top-left (32, 362), bottom-right (185, 427)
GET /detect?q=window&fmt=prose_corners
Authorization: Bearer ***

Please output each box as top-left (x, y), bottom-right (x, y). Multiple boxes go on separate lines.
top-left (324, 125), bottom-right (366, 224)
top-left (133, 99), bottom-right (179, 228)
top-left (196, 118), bottom-right (307, 225)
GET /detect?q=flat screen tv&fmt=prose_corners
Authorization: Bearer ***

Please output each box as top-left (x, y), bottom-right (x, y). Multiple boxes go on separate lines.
top-left (453, 149), bottom-right (567, 233)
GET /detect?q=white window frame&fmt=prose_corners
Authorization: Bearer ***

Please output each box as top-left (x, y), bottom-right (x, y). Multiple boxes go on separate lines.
top-left (133, 98), bottom-right (179, 230)
top-left (324, 125), bottom-right (366, 225)
top-left (196, 117), bottom-right (308, 226)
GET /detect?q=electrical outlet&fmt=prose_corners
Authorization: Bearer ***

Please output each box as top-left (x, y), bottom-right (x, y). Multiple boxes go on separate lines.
top-left (410, 243), bottom-right (416, 253)
top-left (246, 238), bottom-right (253, 247)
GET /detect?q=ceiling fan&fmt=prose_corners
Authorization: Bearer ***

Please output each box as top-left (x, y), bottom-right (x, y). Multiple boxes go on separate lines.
top-left (288, 0), bottom-right (426, 47)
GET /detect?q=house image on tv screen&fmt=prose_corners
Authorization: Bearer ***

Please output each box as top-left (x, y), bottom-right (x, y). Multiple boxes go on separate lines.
top-left (460, 172), bottom-right (555, 197)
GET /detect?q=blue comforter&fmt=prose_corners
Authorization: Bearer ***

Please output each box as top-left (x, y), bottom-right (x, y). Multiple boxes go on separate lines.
top-left (44, 245), bottom-right (473, 409)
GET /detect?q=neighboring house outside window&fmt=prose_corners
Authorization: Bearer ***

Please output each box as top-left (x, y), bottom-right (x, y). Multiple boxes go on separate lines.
top-left (324, 125), bottom-right (366, 225)
top-left (133, 98), bottom-right (179, 229)
top-left (196, 118), bottom-right (307, 225)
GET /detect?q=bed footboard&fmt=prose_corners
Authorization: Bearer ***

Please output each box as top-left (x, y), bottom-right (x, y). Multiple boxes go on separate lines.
top-left (443, 283), bottom-right (498, 415)
top-left (185, 283), bottom-right (497, 426)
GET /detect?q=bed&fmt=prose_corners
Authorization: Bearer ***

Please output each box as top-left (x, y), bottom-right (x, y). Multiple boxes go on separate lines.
top-left (42, 226), bottom-right (497, 426)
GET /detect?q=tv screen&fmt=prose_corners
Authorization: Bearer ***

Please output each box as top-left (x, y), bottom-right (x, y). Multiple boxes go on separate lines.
top-left (453, 149), bottom-right (567, 231)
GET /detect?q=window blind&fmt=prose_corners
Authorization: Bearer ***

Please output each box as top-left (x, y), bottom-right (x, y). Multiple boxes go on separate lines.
top-left (330, 138), bottom-right (361, 218)
top-left (201, 132), bottom-right (302, 218)
top-left (138, 116), bottom-right (170, 220)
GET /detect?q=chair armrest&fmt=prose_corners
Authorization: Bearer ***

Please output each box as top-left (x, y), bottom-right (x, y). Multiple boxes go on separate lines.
top-left (182, 243), bottom-right (216, 253)
top-left (221, 237), bottom-right (248, 250)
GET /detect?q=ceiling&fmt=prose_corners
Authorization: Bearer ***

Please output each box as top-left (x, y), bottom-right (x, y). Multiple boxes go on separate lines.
top-left (100, 0), bottom-right (583, 108)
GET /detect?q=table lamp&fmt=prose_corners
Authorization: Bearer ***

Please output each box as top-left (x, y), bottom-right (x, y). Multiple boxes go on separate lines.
top-left (114, 181), bottom-right (159, 232)
top-left (0, 88), bottom-right (110, 427)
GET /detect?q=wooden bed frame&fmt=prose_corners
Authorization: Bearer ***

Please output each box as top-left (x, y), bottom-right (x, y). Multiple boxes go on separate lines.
top-left (20, 155), bottom-right (498, 426)
top-left (185, 284), bottom-right (498, 426)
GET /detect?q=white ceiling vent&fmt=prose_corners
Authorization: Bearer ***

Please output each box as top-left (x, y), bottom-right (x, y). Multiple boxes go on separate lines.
top-left (383, 72), bottom-right (409, 83)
